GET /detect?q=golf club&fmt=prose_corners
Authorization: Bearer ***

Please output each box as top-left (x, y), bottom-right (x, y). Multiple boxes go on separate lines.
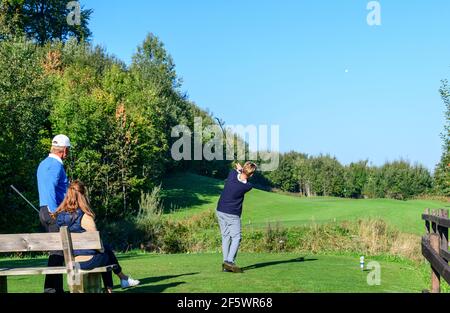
top-left (10, 185), bottom-right (40, 214)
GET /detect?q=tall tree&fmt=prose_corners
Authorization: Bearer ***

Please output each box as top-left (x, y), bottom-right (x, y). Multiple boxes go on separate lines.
top-left (295, 155), bottom-right (345, 197)
top-left (0, 38), bottom-right (52, 232)
top-left (265, 152), bottom-right (307, 192)
top-left (0, 0), bottom-right (25, 40)
top-left (434, 80), bottom-right (450, 196)
top-left (343, 161), bottom-right (369, 198)
top-left (0, 0), bottom-right (92, 44)
top-left (363, 160), bottom-right (432, 200)
top-left (129, 33), bottom-right (191, 182)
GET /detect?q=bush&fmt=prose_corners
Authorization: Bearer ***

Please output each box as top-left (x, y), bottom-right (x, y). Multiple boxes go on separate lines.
top-left (98, 218), bottom-right (139, 252)
top-left (263, 223), bottom-right (288, 252)
top-left (159, 220), bottom-right (189, 254)
top-left (135, 186), bottom-right (165, 251)
top-left (135, 186), bottom-right (210, 253)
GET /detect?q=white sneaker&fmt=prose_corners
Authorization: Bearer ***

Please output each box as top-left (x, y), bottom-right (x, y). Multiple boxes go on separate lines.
top-left (121, 277), bottom-right (140, 289)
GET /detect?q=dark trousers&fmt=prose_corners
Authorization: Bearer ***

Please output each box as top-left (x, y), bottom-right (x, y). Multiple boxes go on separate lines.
top-left (79, 245), bottom-right (122, 289)
top-left (39, 206), bottom-right (64, 293)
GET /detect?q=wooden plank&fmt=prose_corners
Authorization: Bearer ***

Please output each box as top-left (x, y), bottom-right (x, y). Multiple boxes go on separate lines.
top-left (0, 276), bottom-right (7, 293)
top-left (422, 214), bottom-right (450, 229)
top-left (60, 227), bottom-right (83, 293)
top-left (440, 210), bottom-right (449, 262)
top-left (425, 209), bottom-right (431, 234)
top-left (70, 265), bottom-right (117, 293)
top-left (80, 265), bottom-right (117, 274)
top-left (60, 227), bottom-right (75, 266)
top-left (422, 236), bottom-right (450, 285)
top-left (430, 233), bottom-right (441, 293)
top-left (432, 210), bottom-right (438, 234)
top-left (0, 232), bottom-right (102, 253)
top-left (0, 267), bottom-right (67, 276)
top-left (441, 249), bottom-right (450, 262)
top-left (0, 265), bottom-right (115, 277)
top-left (0, 233), bottom-right (62, 253)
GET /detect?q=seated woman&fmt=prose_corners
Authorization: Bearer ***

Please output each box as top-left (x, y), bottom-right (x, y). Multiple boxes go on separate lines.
top-left (55, 180), bottom-right (140, 293)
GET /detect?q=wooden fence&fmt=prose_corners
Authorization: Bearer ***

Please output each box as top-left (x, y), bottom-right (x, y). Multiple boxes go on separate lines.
top-left (422, 208), bottom-right (449, 293)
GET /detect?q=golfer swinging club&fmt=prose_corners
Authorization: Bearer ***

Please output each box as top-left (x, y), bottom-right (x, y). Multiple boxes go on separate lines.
top-left (216, 161), bottom-right (257, 273)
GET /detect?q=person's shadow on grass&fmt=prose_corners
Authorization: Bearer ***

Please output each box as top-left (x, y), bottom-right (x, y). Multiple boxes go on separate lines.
top-left (241, 257), bottom-right (318, 271)
top-left (115, 272), bottom-right (199, 293)
top-left (120, 281), bottom-right (187, 293)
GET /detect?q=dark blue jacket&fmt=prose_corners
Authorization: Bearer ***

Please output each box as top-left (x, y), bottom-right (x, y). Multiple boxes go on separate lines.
top-left (217, 170), bottom-right (253, 217)
top-left (56, 209), bottom-right (97, 256)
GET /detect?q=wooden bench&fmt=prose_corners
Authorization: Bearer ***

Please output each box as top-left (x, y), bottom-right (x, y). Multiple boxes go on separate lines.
top-left (0, 226), bottom-right (117, 293)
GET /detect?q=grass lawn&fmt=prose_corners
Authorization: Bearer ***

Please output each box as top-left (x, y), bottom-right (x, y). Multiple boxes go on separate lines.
top-left (2, 173), bottom-right (446, 294)
top-left (162, 173), bottom-right (449, 234)
top-left (0, 252), bottom-right (430, 293)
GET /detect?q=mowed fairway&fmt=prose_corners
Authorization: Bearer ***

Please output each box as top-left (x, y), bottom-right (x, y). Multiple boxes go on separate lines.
top-left (0, 252), bottom-right (428, 293)
top-left (162, 173), bottom-right (449, 234)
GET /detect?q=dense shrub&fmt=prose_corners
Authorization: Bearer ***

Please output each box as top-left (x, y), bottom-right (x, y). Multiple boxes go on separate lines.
top-left (136, 186), bottom-right (164, 245)
top-left (98, 218), bottom-right (140, 252)
top-left (159, 220), bottom-right (189, 254)
top-left (263, 223), bottom-right (288, 252)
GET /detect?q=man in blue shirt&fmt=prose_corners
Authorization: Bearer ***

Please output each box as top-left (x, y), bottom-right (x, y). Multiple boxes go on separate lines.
top-left (217, 162), bottom-right (257, 273)
top-left (37, 134), bottom-right (71, 293)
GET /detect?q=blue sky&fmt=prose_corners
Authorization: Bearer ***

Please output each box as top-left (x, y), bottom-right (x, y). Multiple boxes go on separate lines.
top-left (82, 0), bottom-right (450, 170)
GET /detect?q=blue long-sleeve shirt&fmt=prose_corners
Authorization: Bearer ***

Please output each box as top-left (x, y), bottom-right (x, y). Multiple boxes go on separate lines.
top-left (37, 156), bottom-right (69, 213)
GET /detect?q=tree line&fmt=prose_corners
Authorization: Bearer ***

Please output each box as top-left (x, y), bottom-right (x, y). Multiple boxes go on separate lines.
top-left (264, 153), bottom-right (436, 200)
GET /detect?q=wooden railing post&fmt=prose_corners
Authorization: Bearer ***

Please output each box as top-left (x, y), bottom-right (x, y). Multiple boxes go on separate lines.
top-left (425, 208), bottom-right (430, 234)
top-left (422, 209), bottom-right (430, 294)
top-left (431, 210), bottom-right (438, 234)
top-left (60, 226), bottom-right (83, 293)
top-left (440, 209), bottom-right (449, 262)
top-left (430, 210), bottom-right (441, 293)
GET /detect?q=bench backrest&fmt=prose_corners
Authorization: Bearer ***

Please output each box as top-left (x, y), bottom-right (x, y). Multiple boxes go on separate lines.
top-left (0, 227), bottom-right (102, 253)
top-left (0, 227), bottom-right (106, 293)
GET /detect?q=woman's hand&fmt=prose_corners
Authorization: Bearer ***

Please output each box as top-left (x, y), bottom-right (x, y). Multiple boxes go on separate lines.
top-left (236, 162), bottom-right (243, 172)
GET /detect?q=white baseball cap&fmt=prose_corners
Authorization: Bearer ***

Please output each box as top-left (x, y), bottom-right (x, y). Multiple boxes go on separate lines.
top-left (52, 134), bottom-right (71, 147)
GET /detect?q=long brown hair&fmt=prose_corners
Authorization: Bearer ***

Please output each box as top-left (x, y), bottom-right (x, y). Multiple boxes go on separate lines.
top-left (55, 180), bottom-right (95, 218)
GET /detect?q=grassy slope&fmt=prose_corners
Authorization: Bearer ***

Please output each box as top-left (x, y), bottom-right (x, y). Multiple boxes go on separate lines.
top-left (0, 252), bottom-right (429, 293)
top-left (162, 173), bottom-right (449, 235)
